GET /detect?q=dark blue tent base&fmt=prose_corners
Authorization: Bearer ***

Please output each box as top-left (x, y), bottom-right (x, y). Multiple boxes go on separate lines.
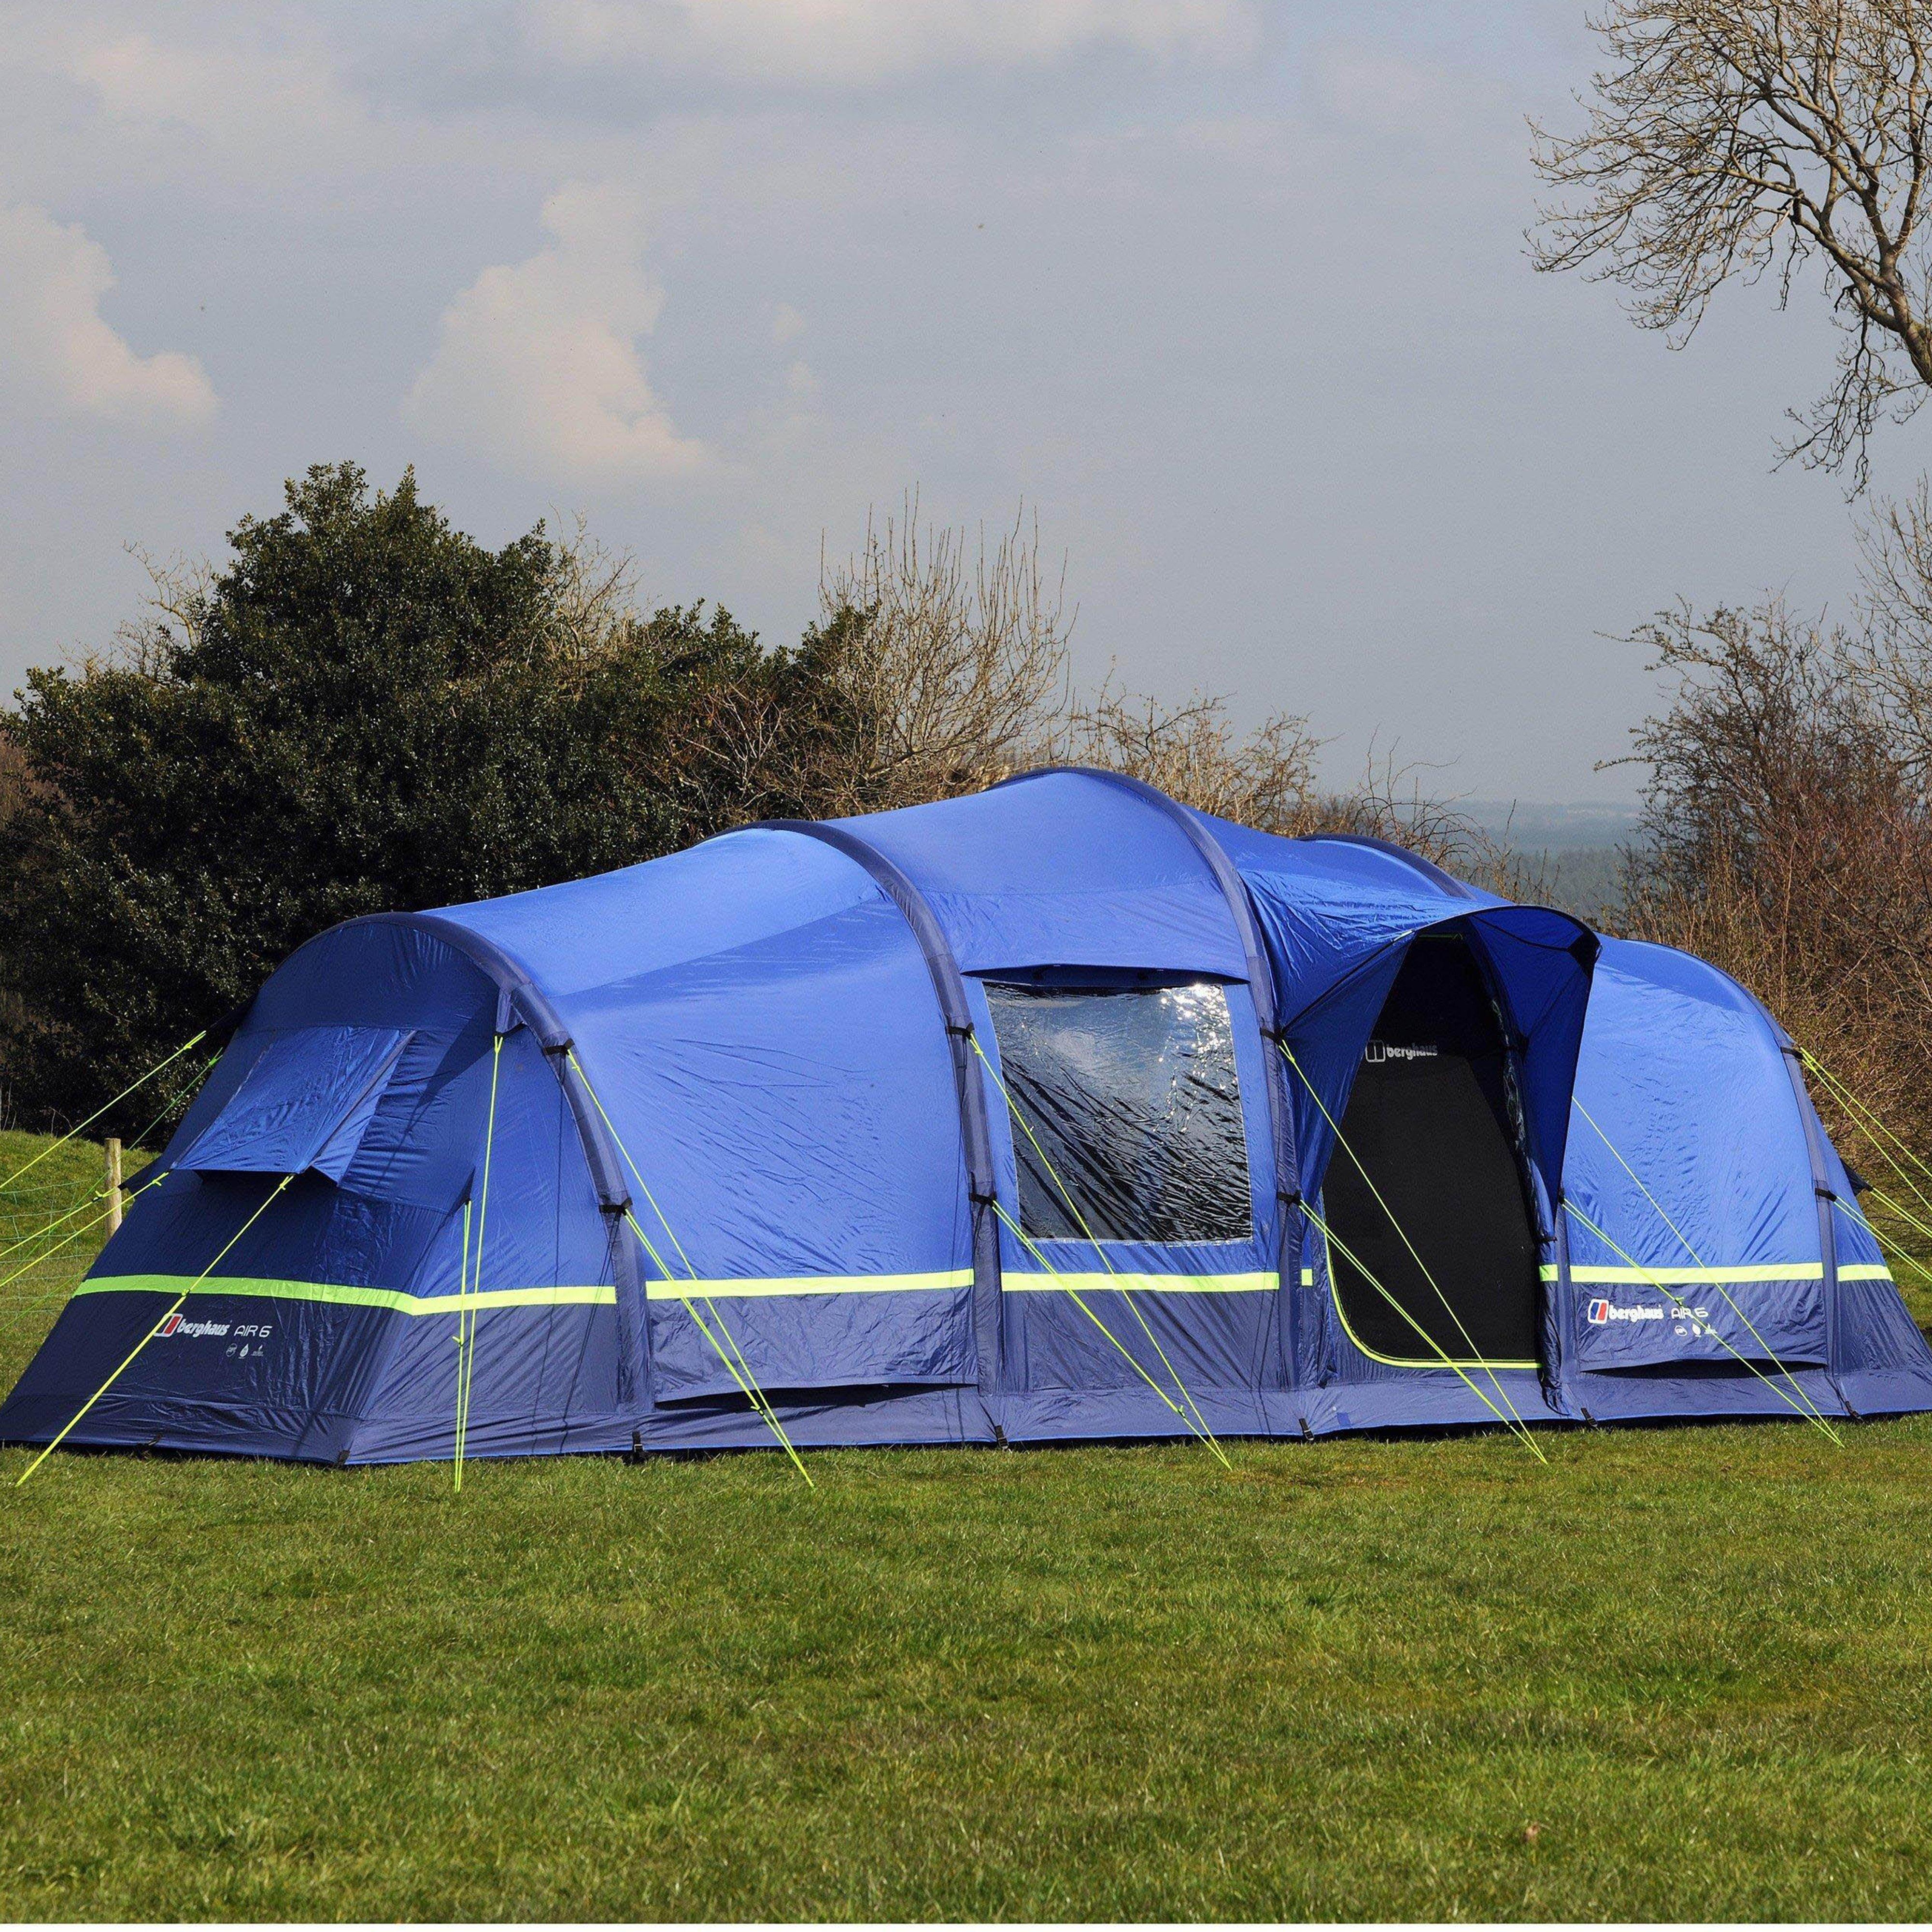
top-left (10, 1361), bottom-right (1931, 1466)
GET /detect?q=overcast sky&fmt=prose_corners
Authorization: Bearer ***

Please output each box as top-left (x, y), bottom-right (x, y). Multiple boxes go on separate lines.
top-left (1, 0), bottom-right (1921, 804)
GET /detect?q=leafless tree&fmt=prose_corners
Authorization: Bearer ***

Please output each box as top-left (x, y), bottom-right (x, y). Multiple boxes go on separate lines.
top-left (1853, 473), bottom-right (1932, 762)
top-left (547, 512), bottom-right (646, 662)
top-left (1306, 752), bottom-right (1530, 894)
top-left (1610, 574), bottom-right (1932, 1154)
top-left (98, 546), bottom-right (213, 675)
top-left (1052, 683), bottom-right (1518, 882)
top-left (1051, 676), bottom-right (1324, 832)
top-left (816, 497), bottom-right (1072, 809)
top-left (1532, 0), bottom-right (1932, 483)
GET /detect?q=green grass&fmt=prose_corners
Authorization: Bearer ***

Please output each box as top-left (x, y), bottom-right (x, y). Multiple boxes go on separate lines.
top-left (4, 1133), bottom-right (1932, 1919)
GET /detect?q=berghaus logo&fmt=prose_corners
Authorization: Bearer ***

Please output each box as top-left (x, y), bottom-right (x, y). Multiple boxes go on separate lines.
top-left (1586, 1298), bottom-right (1665, 1326)
top-left (157, 1313), bottom-right (229, 1339)
top-left (1364, 1039), bottom-right (1439, 1064)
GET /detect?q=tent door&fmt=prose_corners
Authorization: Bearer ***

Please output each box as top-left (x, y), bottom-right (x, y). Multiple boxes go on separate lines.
top-left (1323, 933), bottom-right (1542, 1367)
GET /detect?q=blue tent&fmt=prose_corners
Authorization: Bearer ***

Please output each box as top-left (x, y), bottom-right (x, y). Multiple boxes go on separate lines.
top-left (5, 769), bottom-right (1929, 1463)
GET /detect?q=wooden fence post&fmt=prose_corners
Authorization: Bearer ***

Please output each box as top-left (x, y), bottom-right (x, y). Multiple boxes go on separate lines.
top-left (105, 1136), bottom-right (122, 1236)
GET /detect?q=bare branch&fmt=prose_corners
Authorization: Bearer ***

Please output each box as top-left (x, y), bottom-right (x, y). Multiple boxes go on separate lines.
top-left (1532, 0), bottom-right (1932, 483)
top-left (815, 494), bottom-right (1074, 808)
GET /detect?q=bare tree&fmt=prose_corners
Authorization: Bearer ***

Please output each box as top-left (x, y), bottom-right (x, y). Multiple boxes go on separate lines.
top-left (1610, 579), bottom-right (1932, 1154)
top-left (1532, 0), bottom-right (1932, 483)
top-left (1853, 473), bottom-right (1932, 762)
top-left (816, 497), bottom-right (1072, 809)
top-left (1052, 676), bottom-right (1324, 833)
top-left (99, 546), bottom-right (213, 675)
top-left (1300, 750), bottom-right (1530, 892)
top-left (548, 511), bottom-right (647, 663)
top-left (1053, 684), bottom-right (1517, 882)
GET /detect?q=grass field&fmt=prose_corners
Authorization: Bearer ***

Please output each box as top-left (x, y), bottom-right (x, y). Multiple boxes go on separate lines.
top-left (5, 1129), bottom-right (1932, 1919)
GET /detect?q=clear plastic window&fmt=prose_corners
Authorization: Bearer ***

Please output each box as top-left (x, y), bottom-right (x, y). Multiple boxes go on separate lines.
top-left (982, 980), bottom-right (1253, 1244)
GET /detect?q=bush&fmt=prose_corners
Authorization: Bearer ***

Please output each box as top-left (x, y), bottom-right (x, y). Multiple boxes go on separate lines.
top-left (1614, 492), bottom-right (1932, 1162)
top-left (0, 464), bottom-right (864, 1132)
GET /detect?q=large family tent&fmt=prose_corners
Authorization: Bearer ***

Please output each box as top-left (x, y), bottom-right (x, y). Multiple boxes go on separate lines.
top-left (5, 769), bottom-right (1930, 1464)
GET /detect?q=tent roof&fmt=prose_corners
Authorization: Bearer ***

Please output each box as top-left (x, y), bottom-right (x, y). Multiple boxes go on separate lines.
top-left (404, 767), bottom-right (1525, 1018)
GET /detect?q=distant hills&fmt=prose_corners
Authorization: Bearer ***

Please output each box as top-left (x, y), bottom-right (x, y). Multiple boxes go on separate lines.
top-left (1461, 800), bottom-right (1644, 926)
top-left (1463, 800), bottom-right (1640, 851)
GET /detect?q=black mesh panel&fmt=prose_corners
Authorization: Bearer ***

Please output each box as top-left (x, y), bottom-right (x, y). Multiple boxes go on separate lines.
top-left (1324, 935), bottom-right (1542, 1365)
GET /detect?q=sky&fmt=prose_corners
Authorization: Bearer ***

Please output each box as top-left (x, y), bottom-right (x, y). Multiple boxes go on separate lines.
top-left (0, 0), bottom-right (1922, 805)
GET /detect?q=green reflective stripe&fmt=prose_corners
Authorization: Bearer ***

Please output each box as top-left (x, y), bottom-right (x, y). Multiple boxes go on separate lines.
top-left (75, 1275), bottom-right (614, 1315)
top-left (1544, 1262), bottom-right (1892, 1285)
top-left (1310, 1262), bottom-right (1888, 1288)
top-left (643, 1268), bottom-right (973, 1302)
top-left (1572, 1263), bottom-right (1826, 1284)
top-left (1001, 1270), bottom-right (1276, 1295)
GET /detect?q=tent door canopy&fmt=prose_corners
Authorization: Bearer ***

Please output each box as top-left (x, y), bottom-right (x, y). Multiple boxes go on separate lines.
top-left (1324, 932), bottom-right (1543, 1368)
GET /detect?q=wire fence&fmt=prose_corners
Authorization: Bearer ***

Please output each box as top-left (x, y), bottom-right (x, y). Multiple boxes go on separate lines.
top-left (0, 1143), bottom-right (158, 1317)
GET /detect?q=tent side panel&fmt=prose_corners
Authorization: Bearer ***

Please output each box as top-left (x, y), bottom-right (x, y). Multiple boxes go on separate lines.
top-left (756, 820), bottom-right (1000, 1397)
top-left (1562, 939), bottom-right (1932, 1420)
top-left (349, 1021), bottom-right (625, 1458)
top-left (531, 884), bottom-right (976, 1407)
top-left (971, 976), bottom-right (1283, 1417)
top-left (844, 777), bottom-right (1300, 1421)
top-left (835, 773), bottom-right (1249, 979)
top-left (1563, 944), bottom-right (1831, 1389)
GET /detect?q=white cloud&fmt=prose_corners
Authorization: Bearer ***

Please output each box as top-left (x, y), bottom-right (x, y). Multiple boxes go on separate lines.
top-left (0, 202), bottom-right (216, 427)
top-left (404, 182), bottom-right (711, 486)
top-left (519, 0), bottom-right (1259, 85)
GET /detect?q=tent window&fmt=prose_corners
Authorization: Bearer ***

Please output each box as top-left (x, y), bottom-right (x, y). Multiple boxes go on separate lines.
top-left (982, 980), bottom-right (1252, 1244)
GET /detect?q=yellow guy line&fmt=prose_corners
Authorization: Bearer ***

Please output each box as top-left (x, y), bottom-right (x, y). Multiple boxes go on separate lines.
top-left (618, 1197), bottom-right (792, 1464)
top-left (0, 1030), bottom-right (208, 1195)
top-left (966, 1032), bottom-right (1229, 1465)
top-left (16, 1173), bottom-right (295, 1485)
top-left (565, 1052), bottom-right (787, 1435)
top-left (986, 1196), bottom-right (1233, 1467)
top-left (1569, 1099), bottom-right (1844, 1442)
top-left (625, 1210), bottom-right (813, 1486)
top-left (1279, 1039), bottom-right (1542, 1454)
top-left (0, 1171), bottom-right (174, 1296)
top-left (1856, 1179), bottom-right (1932, 1249)
top-left (451, 1195), bottom-right (472, 1459)
top-left (1824, 1190), bottom-right (1932, 1298)
top-left (0, 1056), bottom-right (213, 1265)
top-left (1564, 1201), bottom-right (1842, 1447)
top-left (1299, 1200), bottom-right (1548, 1459)
top-left (1832, 1192), bottom-right (1932, 1290)
top-left (454, 1034), bottom-right (504, 1493)
top-left (0, 1188), bottom-right (123, 1265)
top-left (564, 1050), bottom-right (811, 1486)
top-left (1800, 1052), bottom-right (1932, 1226)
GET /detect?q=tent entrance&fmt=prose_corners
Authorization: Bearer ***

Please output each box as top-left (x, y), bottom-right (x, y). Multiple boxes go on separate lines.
top-left (1324, 933), bottom-right (1542, 1368)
